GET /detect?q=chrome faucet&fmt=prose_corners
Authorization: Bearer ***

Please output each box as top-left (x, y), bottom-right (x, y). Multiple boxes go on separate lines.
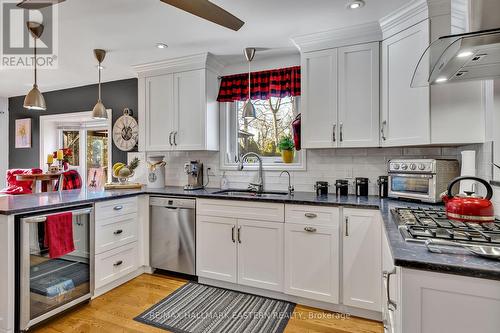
top-left (238, 152), bottom-right (264, 192)
top-left (280, 171), bottom-right (295, 196)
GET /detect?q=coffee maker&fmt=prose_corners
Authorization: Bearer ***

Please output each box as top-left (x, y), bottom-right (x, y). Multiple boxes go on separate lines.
top-left (184, 161), bottom-right (204, 190)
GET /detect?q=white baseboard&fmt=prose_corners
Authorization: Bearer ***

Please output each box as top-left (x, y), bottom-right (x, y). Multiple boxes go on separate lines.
top-left (92, 266), bottom-right (145, 298)
top-left (198, 277), bottom-right (382, 322)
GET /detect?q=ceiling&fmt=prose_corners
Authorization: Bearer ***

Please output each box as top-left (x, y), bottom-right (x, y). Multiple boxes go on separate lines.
top-left (0, 0), bottom-right (410, 98)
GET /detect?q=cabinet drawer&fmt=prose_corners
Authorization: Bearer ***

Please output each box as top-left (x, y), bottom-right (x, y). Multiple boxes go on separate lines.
top-left (197, 199), bottom-right (284, 222)
top-left (95, 213), bottom-right (138, 254)
top-left (285, 205), bottom-right (340, 226)
top-left (95, 198), bottom-right (138, 220)
top-left (94, 242), bottom-right (139, 290)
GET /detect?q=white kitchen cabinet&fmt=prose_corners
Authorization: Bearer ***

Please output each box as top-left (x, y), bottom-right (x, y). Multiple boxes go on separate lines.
top-left (284, 205), bottom-right (340, 303)
top-left (237, 219), bottom-right (284, 292)
top-left (196, 215), bottom-right (238, 283)
top-left (284, 223), bottom-right (339, 304)
top-left (338, 42), bottom-right (380, 147)
top-left (136, 53), bottom-right (220, 152)
top-left (342, 208), bottom-right (382, 312)
top-left (301, 49), bottom-right (338, 149)
top-left (145, 74), bottom-right (175, 151)
top-left (301, 42), bottom-right (380, 149)
top-left (380, 20), bottom-right (430, 146)
top-left (382, 222), bottom-right (400, 333)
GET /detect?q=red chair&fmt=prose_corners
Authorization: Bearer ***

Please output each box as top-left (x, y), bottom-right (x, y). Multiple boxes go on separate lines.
top-left (54, 170), bottom-right (82, 191)
top-left (0, 169), bottom-right (43, 195)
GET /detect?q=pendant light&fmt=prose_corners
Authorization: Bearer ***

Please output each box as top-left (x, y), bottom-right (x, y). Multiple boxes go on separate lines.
top-left (23, 21), bottom-right (46, 111)
top-left (92, 49), bottom-right (108, 119)
top-left (242, 48), bottom-right (256, 119)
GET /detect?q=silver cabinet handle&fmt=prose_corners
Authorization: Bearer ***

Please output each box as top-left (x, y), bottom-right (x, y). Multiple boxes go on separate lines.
top-left (114, 229), bottom-right (123, 235)
top-left (304, 226), bottom-right (317, 233)
top-left (114, 260), bottom-right (123, 267)
top-left (113, 205), bottom-right (123, 211)
top-left (345, 216), bottom-right (349, 236)
top-left (173, 131), bottom-right (178, 146)
top-left (383, 268), bottom-right (397, 309)
top-left (340, 122), bottom-right (343, 142)
top-left (332, 124), bottom-right (336, 142)
top-left (237, 227), bottom-right (242, 243)
top-left (381, 120), bottom-right (387, 141)
top-left (169, 131), bottom-right (173, 146)
top-left (304, 213), bottom-right (317, 218)
top-left (231, 226), bottom-right (235, 243)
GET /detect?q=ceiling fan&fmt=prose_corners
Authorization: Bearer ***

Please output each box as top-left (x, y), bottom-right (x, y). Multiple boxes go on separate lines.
top-left (17, 0), bottom-right (245, 31)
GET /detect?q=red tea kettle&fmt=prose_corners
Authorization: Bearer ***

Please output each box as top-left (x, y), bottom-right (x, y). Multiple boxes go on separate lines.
top-left (441, 176), bottom-right (494, 223)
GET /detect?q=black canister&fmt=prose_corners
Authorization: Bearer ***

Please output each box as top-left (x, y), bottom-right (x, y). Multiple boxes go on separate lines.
top-left (315, 181), bottom-right (329, 196)
top-left (377, 176), bottom-right (389, 198)
top-left (335, 179), bottom-right (349, 196)
top-left (355, 177), bottom-right (369, 197)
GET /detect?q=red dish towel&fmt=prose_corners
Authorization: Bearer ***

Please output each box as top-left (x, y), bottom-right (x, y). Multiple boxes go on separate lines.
top-left (44, 212), bottom-right (75, 258)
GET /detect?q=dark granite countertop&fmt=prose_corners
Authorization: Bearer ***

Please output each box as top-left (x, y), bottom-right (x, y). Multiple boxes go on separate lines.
top-left (1, 187), bottom-right (498, 281)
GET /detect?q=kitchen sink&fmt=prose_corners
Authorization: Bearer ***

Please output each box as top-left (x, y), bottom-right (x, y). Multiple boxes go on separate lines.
top-left (213, 189), bottom-right (289, 198)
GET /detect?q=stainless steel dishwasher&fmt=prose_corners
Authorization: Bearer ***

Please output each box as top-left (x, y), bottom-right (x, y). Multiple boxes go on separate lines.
top-left (150, 197), bottom-right (196, 275)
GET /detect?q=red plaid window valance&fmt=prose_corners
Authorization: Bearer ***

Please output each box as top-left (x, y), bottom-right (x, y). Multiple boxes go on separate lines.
top-left (217, 66), bottom-right (301, 102)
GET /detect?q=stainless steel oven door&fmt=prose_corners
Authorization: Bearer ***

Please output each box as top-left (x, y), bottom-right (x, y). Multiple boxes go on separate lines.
top-left (388, 173), bottom-right (436, 202)
top-left (20, 207), bottom-right (94, 331)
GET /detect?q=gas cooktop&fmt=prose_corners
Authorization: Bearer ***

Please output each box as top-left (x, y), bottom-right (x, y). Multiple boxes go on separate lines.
top-left (392, 207), bottom-right (500, 245)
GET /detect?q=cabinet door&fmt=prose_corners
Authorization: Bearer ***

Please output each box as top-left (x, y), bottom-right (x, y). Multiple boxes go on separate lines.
top-left (381, 20), bottom-right (430, 146)
top-left (301, 49), bottom-right (338, 148)
top-left (145, 74), bottom-right (175, 151)
top-left (284, 223), bottom-right (339, 303)
top-left (237, 220), bottom-right (284, 292)
top-left (174, 69), bottom-right (206, 150)
top-left (196, 215), bottom-right (237, 283)
top-left (342, 209), bottom-right (382, 311)
top-left (338, 42), bottom-right (380, 147)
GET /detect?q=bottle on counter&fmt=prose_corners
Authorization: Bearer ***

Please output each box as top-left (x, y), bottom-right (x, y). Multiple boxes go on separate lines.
top-left (220, 171), bottom-right (229, 190)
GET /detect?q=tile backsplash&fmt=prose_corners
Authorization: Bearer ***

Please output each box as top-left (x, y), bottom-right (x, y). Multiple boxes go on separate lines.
top-left (138, 142), bottom-right (493, 196)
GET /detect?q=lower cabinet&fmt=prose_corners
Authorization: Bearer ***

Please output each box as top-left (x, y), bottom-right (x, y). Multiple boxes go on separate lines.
top-left (342, 208), bottom-right (382, 312)
top-left (237, 219), bottom-right (283, 292)
top-left (196, 215), bottom-right (238, 283)
top-left (284, 223), bottom-right (339, 303)
top-left (94, 242), bottom-right (139, 290)
top-left (196, 207), bottom-right (284, 292)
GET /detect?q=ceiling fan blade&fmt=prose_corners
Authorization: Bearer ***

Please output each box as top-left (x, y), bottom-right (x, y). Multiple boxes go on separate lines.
top-left (160, 0), bottom-right (244, 31)
top-left (17, 0), bottom-right (66, 10)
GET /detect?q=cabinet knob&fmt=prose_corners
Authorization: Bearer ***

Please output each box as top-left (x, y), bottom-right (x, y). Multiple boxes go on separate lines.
top-left (304, 213), bottom-right (317, 218)
top-left (114, 260), bottom-right (123, 267)
top-left (113, 205), bottom-right (123, 211)
top-left (114, 229), bottom-right (123, 235)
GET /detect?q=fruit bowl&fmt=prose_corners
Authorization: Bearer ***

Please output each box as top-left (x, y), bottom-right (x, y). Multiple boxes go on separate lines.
top-left (116, 173), bottom-right (135, 184)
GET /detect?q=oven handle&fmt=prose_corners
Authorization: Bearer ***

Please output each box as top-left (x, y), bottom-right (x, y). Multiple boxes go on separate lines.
top-left (389, 173), bottom-right (434, 178)
top-left (23, 208), bottom-right (93, 224)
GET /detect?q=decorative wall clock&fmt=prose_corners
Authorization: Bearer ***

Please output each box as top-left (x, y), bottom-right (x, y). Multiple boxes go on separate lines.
top-left (113, 108), bottom-right (138, 151)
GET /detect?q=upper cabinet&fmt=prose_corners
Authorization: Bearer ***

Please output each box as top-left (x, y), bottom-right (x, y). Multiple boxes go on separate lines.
top-left (135, 53), bottom-right (221, 152)
top-left (301, 42), bottom-right (380, 149)
top-left (381, 20), bottom-right (430, 146)
top-left (379, 0), bottom-right (486, 147)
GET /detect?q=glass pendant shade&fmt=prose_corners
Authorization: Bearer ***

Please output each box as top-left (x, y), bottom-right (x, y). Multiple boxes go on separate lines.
top-left (242, 99), bottom-right (256, 119)
top-left (92, 100), bottom-right (107, 119)
top-left (23, 84), bottom-right (46, 110)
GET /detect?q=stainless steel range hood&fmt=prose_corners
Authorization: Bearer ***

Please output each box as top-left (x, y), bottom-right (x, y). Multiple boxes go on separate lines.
top-left (412, 0), bottom-right (500, 87)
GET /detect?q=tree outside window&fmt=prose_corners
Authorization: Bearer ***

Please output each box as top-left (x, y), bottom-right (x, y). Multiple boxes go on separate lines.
top-left (237, 96), bottom-right (296, 160)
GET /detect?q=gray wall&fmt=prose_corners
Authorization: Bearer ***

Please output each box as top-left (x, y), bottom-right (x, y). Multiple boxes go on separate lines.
top-left (8, 78), bottom-right (138, 168)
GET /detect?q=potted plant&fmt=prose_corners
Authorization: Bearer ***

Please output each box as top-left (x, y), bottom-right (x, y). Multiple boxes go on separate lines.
top-left (278, 136), bottom-right (295, 163)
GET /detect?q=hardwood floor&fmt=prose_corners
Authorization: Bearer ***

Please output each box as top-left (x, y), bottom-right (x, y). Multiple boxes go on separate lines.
top-left (32, 274), bottom-right (383, 333)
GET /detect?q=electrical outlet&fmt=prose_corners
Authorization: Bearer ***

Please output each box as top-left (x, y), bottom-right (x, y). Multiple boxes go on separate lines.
top-left (206, 167), bottom-right (216, 176)
top-left (345, 168), bottom-right (353, 179)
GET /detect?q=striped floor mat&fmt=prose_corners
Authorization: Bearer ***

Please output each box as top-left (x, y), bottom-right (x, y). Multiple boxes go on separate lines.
top-left (134, 282), bottom-right (295, 333)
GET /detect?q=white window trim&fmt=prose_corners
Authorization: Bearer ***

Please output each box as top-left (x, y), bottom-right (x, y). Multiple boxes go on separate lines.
top-left (219, 102), bottom-right (306, 171)
top-left (40, 110), bottom-right (113, 185)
